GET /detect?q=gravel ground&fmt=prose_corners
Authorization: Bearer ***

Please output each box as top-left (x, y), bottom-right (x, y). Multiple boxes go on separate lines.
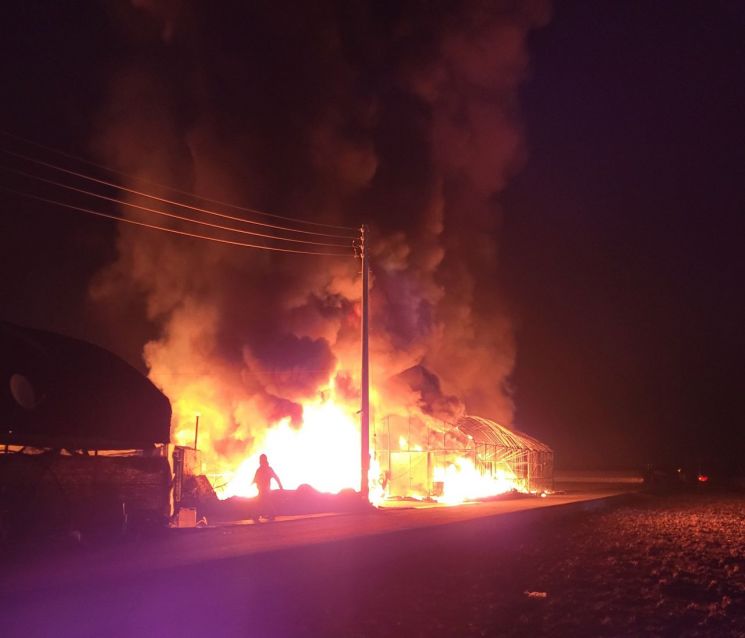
top-left (297, 490), bottom-right (745, 637)
top-left (4, 490), bottom-right (745, 637)
top-left (493, 490), bottom-right (745, 638)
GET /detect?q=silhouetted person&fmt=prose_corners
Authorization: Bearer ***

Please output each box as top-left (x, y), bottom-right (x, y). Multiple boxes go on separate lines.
top-left (252, 453), bottom-right (283, 521)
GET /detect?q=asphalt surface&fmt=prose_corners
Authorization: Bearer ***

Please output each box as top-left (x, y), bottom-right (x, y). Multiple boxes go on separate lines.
top-left (2, 490), bottom-right (624, 592)
top-left (0, 487), bottom-right (635, 637)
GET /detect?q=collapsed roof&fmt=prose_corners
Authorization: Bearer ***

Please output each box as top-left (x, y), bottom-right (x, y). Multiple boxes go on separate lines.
top-left (0, 321), bottom-right (171, 449)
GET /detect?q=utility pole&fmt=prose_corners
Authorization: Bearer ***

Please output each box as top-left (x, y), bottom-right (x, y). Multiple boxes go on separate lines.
top-left (360, 225), bottom-right (370, 501)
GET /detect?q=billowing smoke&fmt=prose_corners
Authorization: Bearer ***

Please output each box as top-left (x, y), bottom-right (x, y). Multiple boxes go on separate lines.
top-left (90, 1), bottom-right (550, 485)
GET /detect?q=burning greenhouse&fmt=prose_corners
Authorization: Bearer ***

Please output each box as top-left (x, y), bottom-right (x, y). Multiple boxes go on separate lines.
top-left (189, 400), bottom-right (553, 507)
top-left (374, 414), bottom-right (553, 503)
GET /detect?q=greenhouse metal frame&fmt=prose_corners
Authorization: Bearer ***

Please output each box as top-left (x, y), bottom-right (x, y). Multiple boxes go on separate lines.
top-left (374, 414), bottom-right (554, 498)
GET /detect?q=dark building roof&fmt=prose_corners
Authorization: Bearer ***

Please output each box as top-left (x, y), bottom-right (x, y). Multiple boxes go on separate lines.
top-left (0, 322), bottom-right (171, 449)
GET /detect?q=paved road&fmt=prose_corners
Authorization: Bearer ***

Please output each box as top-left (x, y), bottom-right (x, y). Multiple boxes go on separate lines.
top-left (1, 489), bottom-right (629, 596)
top-left (2, 487), bottom-right (644, 638)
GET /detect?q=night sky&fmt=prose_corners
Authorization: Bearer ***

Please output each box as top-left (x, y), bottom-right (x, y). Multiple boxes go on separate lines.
top-left (501, 0), bottom-right (745, 468)
top-left (2, 1), bottom-right (744, 470)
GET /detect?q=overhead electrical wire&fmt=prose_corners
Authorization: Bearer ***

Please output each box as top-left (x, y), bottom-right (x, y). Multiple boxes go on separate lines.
top-left (0, 185), bottom-right (354, 257)
top-left (2, 147), bottom-right (357, 241)
top-left (0, 165), bottom-right (353, 249)
top-left (0, 130), bottom-right (358, 234)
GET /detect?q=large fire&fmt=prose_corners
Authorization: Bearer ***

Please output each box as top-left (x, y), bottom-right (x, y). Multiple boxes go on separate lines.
top-left (85, 0), bottom-right (551, 511)
top-left (434, 461), bottom-right (522, 505)
top-left (167, 371), bottom-right (525, 506)
top-left (219, 400), bottom-right (361, 499)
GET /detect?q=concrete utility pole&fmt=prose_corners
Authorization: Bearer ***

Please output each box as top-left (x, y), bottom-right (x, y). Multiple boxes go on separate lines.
top-left (360, 225), bottom-right (370, 501)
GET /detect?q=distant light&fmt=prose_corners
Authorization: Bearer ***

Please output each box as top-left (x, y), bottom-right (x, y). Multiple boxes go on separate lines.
top-left (540, 492), bottom-right (548, 498)
top-left (697, 474), bottom-right (709, 483)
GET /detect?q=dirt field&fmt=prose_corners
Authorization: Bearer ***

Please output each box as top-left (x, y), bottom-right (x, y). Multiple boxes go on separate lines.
top-left (307, 490), bottom-right (745, 637)
top-left (478, 490), bottom-right (745, 638)
top-left (4, 489), bottom-right (745, 637)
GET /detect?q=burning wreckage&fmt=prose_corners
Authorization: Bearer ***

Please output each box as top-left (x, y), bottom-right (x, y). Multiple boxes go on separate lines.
top-left (1, 321), bottom-right (552, 538)
top-left (375, 414), bottom-right (553, 503)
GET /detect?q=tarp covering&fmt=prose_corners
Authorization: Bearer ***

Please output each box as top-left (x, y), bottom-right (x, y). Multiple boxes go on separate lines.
top-left (0, 322), bottom-right (170, 449)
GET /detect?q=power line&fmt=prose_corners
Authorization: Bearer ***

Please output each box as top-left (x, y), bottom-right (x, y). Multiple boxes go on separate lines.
top-left (0, 185), bottom-right (355, 257)
top-left (2, 147), bottom-right (358, 240)
top-left (0, 130), bottom-right (358, 234)
top-left (1, 165), bottom-right (354, 249)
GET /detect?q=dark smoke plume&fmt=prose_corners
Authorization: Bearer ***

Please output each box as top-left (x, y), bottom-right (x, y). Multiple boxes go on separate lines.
top-left (90, 0), bottom-right (550, 463)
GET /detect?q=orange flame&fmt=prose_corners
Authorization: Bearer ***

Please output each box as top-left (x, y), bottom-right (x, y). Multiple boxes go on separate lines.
top-left (165, 377), bottom-right (526, 505)
top-left (433, 459), bottom-right (522, 504)
top-left (221, 400), bottom-right (362, 498)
